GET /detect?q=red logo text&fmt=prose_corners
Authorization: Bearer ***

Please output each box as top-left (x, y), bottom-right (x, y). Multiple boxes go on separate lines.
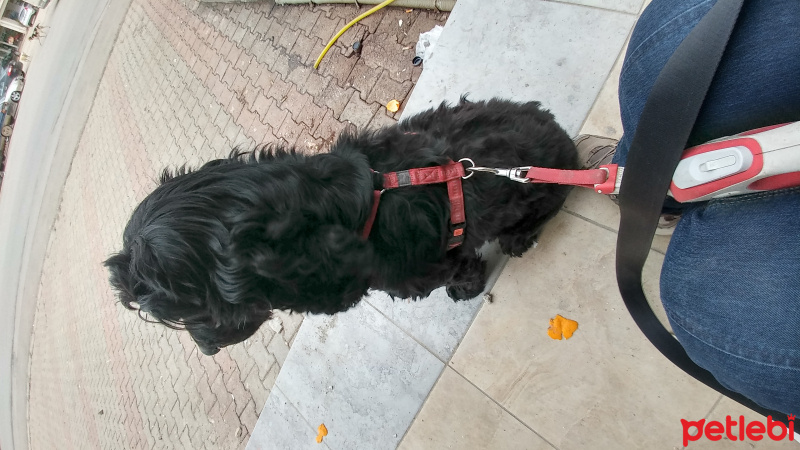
top-left (682, 415), bottom-right (795, 446)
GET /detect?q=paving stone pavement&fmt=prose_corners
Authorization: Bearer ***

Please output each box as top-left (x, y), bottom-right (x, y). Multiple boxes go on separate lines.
top-left (25, 1), bottom-right (447, 449)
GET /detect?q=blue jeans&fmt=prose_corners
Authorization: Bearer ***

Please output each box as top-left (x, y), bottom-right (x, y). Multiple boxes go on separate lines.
top-left (615, 0), bottom-right (800, 415)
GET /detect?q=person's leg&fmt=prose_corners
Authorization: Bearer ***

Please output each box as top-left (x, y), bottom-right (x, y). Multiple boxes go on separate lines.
top-left (662, 189), bottom-right (800, 416)
top-left (615, 0), bottom-right (800, 166)
top-left (614, 0), bottom-right (800, 415)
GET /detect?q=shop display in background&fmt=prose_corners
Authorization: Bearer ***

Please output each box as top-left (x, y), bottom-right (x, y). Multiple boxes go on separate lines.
top-left (3, 1), bottom-right (39, 27)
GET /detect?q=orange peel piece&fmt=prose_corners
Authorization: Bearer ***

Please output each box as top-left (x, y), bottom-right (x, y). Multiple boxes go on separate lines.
top-left (316, 423), bottom-right (328, 443)
top-left (386, 100), bottom-right (401, 113)
top-left (547, 314), bottom-right (578, 340)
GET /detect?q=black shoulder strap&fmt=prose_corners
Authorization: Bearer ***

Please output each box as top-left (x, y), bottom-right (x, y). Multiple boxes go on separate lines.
top-left (615, 0), bottom-right (788, 422)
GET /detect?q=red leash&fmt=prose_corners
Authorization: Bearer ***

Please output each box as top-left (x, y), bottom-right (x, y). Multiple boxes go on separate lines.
top-left (526, 165), bottom-right (623, 194)
top-left (362, 161), bottom-right (467, 250)
top-left (360, 159), bottom-right (622, 251)
top-left (461, 158), bottom-right (623, 195)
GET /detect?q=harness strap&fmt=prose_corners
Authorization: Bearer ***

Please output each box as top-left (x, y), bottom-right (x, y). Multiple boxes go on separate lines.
top-left (361, 190), bottom-right (382, 240)
top-left (360, 161), bottom-right (467, 249)
top-left (383, 162), bottom-right (465, 188)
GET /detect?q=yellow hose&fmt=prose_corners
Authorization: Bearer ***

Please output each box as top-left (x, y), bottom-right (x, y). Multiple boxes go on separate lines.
top-left (313, 0), bottom-right (397, 70)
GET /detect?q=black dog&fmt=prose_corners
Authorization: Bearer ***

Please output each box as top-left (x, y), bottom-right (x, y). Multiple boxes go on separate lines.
top-left (105, 98), bottom-right (578, 355)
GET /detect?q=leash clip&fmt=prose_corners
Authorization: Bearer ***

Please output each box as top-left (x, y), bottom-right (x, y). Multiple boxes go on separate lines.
top-left (465, 165), bottom-right (532, 183)
top-left (498, 167), bottom-right (532, 183)
top-left (595, 164), bottom-right (623, 195)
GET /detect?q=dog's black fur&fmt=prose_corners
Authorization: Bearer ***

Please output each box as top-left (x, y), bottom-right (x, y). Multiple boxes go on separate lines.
top-left (105, 98), bottom-right (578, 355)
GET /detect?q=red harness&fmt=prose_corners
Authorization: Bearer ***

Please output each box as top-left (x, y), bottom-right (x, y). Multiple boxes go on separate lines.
top-left (361, 160), bottom-right (467, 250)
top-left (359, 159), bottom-right (622, 251)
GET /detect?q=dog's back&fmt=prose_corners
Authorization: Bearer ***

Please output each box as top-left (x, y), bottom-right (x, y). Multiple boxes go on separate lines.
top-left (332, 98), bottom-right (578, 294)
top-left (106, 98), bottom-right (578, 354)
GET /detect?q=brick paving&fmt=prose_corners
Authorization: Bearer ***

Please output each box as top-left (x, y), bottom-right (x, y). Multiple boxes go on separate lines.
top-left (25, 1), bottom-right (446, 449)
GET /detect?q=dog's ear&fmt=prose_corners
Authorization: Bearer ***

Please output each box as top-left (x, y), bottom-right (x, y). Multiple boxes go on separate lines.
top-left (106, 229), bottom-right (209, 320)
top-left (104, 251), bottom-right (137, 309)
top-left (105, 211), bottom-right (275, 341)
top-left (230, 208), bottom-right (373, 314)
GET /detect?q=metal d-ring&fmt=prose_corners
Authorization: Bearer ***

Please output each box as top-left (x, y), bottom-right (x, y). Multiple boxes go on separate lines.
top-left (459, 158), bottom-right (475, 179)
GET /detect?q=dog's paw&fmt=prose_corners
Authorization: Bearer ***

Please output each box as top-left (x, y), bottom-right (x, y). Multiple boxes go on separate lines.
top-left (499, 234), bottom-right (539, 257)
top-left (446, 281), bottom-right (485, 301)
